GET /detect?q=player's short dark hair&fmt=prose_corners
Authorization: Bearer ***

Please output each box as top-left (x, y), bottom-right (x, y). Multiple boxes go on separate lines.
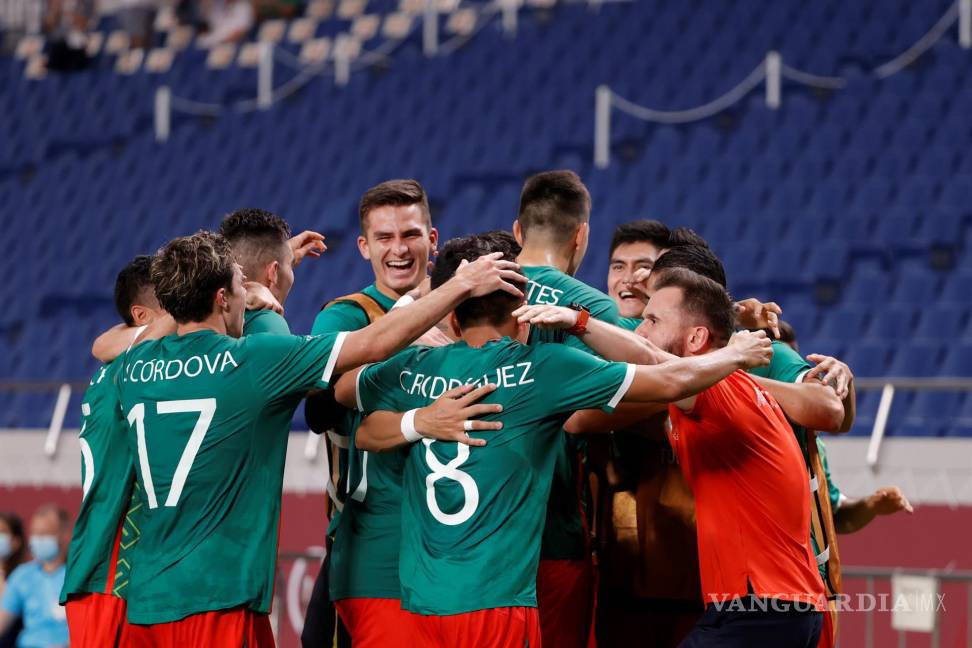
top-left (652, 244), bottom-right (727, 288)
top-left (609, 220), bottom-right (671, 257)
top-left (218, 208), bottom-right (291, 279)
top-left (0, 511), bottom-right (27, 573)
top-left (114, 255), bottom-right (155, 327)
top-left (359, 179), bottom-right (431, 233)
top-left (652, 267), bottom-right (734, 347)
top-left (152, 231), bottom-right (237, 324)
top-left (430, 234), bottom-right (526, 328)
top-left (516, 170), bottom-right (591, 245)
top-left (666, 227), bottom-right (709, 248)
top-left (478, 230), bottom-right (522, 257)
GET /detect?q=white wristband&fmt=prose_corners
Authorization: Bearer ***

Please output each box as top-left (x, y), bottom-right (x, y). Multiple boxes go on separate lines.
top-left (401, 408), bottom-right (422, 442)
top-left (392, 295), bottom-right (415, 310)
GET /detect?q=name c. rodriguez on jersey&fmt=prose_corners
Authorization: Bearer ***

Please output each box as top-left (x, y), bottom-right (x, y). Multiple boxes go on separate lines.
top-left (398, 361), bottom-right (535, 398)
top-left (123, 350), bottom-right (240, 383)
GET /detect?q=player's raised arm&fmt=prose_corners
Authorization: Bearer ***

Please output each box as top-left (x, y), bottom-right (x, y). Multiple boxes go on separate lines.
top-left (513, 303), bottom-right (675, 365)
top-left (331, 252), bottom-right (526, 374)
top-left (751, 375), bottom-right (845, 432)
top-left (621, 330), bottom-right (772, 404)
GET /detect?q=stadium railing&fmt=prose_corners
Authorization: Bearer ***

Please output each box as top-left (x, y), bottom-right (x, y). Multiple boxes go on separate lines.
top-left (593, 0), bottom-right (972, 168)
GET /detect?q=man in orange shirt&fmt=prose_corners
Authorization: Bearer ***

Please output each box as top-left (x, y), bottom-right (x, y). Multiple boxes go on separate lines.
top-left (640, 267), bottom-right (825, 647)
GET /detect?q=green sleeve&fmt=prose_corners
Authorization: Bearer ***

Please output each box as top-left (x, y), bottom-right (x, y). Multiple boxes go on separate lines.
top-left (312, 302), bottom-right (370, 335)
top-left (245, 332), bottom-right (346, 400)
top-left (748, 340), bottom-right (812, 383)
top-left (244, 310), bottom-right (291, 336)
top-left (817, 437), bottom-right (842, 511)
top-left (541, 344), bottom-right (634, 414)
top-left (587, 294), bottom-right (621, 326)
top-left (355, 350), bottom-right (420, 413)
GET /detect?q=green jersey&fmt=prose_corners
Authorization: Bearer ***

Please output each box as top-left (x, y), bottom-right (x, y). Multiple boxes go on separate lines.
top-left (60, 362), bottom-right (138, 603)
top-left (310, 284), bottom-right (402, 601)
top-left (356, 338), bottom-right (634, 614)
top-left (522, 265), bottom-right (622, 561)
top-left (115, 329), bottom-right (345, 624)
top-left (817, 437), bottom-right (842, 513)
top-left (618, 316), bottom-right (643, 331)
top-left (244, 309), bottom-right (291, 335)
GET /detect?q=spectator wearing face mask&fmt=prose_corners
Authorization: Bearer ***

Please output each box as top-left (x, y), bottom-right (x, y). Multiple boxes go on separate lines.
top-left (0, 506), bottom-right (70, 648)
top-left (0, 513), bottom-right (28, 648)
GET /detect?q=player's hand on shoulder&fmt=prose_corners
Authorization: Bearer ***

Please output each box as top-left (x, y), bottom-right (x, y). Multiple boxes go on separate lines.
top-left (288, 230), bottom-right (327, 267)
top-left (728, 329), bottom-right (773, 368)
top-left (245, 281), bottom-right (284, 315)
top-left (414, 383), bottom-right (503, 447)
top-left (804, 353), bottom-right (854, 400)
top-left (454, 252), bottom-right (526, 298)
top-left (734, 298), bottom-right (782, 339)
top-left (511, 304), bottom-right (578, 330)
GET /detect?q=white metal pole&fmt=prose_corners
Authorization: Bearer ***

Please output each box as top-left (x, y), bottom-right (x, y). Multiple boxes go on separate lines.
top-left (44, 383), bottom-right (72, 457)
top-left (154, 86), bottom-right (171, 142)
top-left (866, 383), bottom-right (895, 468)
top-left (594, 85), bottom-right (611, 169)
top-left (303, 430), bottom-right (320, 460)
top-left (423, 0), bottom-right (438, 56)
top-left (258, 42), bottom-right (274, 109)
top-left (765, 50), bottom-right (781, 109)
top-left (960, 0), bottom-right (971, 49)
top-left (501, 0), bottom-right (519, 36)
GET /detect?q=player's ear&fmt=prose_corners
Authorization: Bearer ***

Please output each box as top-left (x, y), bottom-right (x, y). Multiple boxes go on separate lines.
top-left (130, 304), bottom-right (149, 327)
top-left (575, 222), bottom-right (590, 249)
top-left (686, 326), bottom-right (709, 354)
top-left (428, 227), bottom-right (439, 249)
top-left (512, 221), bottom-right (524, 246)
top-left (356, 234), bottom-right (371, 261)
top-left (448, 312), bottom-right (462, 337)
top-left (267, 260), bottom-right (279, 288)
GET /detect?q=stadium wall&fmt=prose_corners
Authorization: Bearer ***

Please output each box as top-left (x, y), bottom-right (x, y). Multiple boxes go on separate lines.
top-left (1, 432), bottom-right (969, 646)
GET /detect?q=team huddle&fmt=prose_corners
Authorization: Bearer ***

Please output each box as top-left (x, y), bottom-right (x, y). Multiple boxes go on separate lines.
top-left (55, 171), bottom-right (863, 648)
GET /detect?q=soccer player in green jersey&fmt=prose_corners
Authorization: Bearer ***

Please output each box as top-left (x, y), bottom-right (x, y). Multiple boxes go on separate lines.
top-left (606, 219), bottom-right (672, 319)
top-left (60, 256), bottom-right (166, 648)
top-left (329, 234), bottom-right (773, 648)
top-left (304, 179), bottom-right (447, 648)
top-left (219, 207), bottom-right (326, 336)
top-left (114, 230), bottom-right (522, 647)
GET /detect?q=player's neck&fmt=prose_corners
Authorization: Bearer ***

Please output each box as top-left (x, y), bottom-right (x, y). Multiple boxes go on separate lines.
top-left (373, 279), bottom-right (416, 302)
top-left (461, 322), bottom-right (519, 348)
top-left (516, 246), bottom-right (573, 275)
top-left (178, 315), bottom-right (228, 336)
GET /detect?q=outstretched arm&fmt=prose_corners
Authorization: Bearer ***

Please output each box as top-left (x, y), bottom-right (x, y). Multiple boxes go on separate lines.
top-left (91, 314), bottom-right (177, 363)
top-left (335, 253), bottom-right (525, 373)
top-left (624, 330), bottom-right (773, 405)
top-left (836, 487), bottom-right (913, 534)
top-left (564, 403), bottom-right (668, 435)
top-left (751, 376), bottom-right (845, 432)
top-left (512, 304), bottom-right (674, 364)
top-left (355, 384), bottom-right (503, 452)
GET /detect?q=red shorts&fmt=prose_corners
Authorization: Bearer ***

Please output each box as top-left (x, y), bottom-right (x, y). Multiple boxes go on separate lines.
top-left (65, 592), bottom-right (127, 648)
top-left (335, 598), bottom-right (414, 647)
top-left (124, 606), bottom-right (274, 648)
top-left (410, 606), bottom-right (541, 648)
top-left (537, 558), bottom-right (595, 648)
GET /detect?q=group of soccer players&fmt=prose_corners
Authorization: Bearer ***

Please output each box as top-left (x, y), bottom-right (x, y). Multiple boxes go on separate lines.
top-left (56, 170), bottom-right (864, 647)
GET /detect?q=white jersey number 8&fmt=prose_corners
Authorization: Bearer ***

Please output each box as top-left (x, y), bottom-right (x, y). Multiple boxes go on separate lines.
top-left (423, 439), bottom-right (479, 526)
top-left (127, 398), bottom-right (216, 509)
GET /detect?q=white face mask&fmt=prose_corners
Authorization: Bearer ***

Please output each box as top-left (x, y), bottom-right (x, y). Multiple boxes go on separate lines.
top-left (0, 533), bottom-right (11, 560)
